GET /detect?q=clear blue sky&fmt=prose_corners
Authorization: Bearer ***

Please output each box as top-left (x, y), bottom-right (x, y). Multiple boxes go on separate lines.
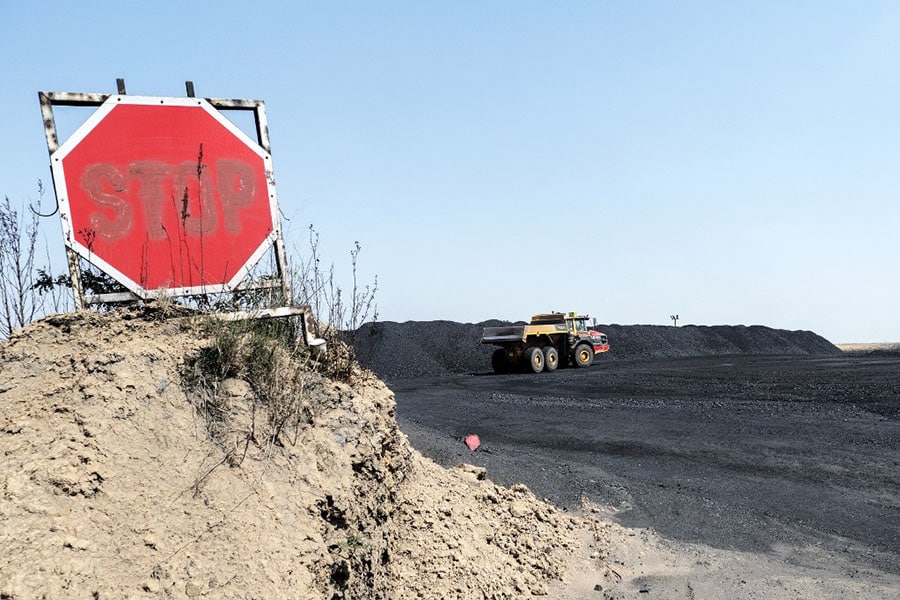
top-left (2, 1), bottom-right (899, 343)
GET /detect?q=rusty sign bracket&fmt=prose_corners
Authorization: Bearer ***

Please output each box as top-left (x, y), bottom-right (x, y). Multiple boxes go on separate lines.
top-left (39, 78), bottom-right (294, 313)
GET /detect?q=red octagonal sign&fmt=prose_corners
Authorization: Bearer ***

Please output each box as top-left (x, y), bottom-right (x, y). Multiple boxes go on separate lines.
top-left (51, 95), bottom-right (279, 297)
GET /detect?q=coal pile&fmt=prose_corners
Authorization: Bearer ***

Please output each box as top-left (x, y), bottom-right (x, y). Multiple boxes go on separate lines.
top-left (597, 324), bottom-right (840, 360)
top-left (353, 320), bottom-right (840, 380)
top-left (352, 319), bottom-right (513, 380)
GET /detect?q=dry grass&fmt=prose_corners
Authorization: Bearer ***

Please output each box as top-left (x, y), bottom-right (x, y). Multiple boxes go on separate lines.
top-left (181, 316), bottom-right (320, 459)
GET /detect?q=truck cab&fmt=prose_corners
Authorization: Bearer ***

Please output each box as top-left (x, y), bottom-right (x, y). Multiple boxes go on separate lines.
top-left (570, 316), bottom-right (610, 354)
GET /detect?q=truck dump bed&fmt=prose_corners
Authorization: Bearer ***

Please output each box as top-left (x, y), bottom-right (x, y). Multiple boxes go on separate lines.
top-left (481, 325), bottom-right (526, 344)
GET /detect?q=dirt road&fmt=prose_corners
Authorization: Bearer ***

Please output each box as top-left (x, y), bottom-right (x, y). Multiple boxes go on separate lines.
top-left (390, 354), bottom-right (900, 578)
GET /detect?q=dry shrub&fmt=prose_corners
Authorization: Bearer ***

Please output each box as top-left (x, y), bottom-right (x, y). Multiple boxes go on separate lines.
top-left (293, 225), bottom-right (378, 381)
top-left (0, 189), bottom-right (45, 337)
top-left (183, 316), bottom-right (319, 460)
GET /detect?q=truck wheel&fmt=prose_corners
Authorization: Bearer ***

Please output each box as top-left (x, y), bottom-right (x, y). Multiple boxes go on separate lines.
top-left (573, 344), bottom-right (594, 368)
top-left (491, 348), bottom-right (509, 374)
top-left (543, 346), bottom-right (559, 372)
top-left (525, 347), bottom-right (545, 373)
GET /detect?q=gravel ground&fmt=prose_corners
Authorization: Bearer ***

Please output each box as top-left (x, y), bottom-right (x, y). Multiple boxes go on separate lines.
top-left (389, 354), bottom-right (900, 585)
top-left (364, 321), bottom-right (900, 594)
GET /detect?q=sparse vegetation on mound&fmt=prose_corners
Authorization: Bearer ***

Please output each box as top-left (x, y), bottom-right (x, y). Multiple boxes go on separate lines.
top-left (182, 316), bottom-right (321, 461)
top-left (0, 308), bottom-right (594, 599)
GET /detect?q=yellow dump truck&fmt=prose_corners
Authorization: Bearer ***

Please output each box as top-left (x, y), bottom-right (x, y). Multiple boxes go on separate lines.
top-left (481, 312), bottom-right (610, 373)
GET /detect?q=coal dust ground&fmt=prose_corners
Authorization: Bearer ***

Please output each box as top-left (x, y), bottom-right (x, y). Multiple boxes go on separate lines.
top-left (389, 354), bottom-right (900, 575)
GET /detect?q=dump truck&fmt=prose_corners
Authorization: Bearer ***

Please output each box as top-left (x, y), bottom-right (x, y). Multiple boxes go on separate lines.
top-left (481, 312), bottom-right (610, 373)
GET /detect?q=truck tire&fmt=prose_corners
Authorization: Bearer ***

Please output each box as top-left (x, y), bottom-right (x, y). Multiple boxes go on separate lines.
top-left (573, 344), bottom-right (594, 368)
top-left (491, 348), bottom-right (509, 374)
top-left (543, 346), bottom-right (559, 372)
top-left (525, 347), bottom-right (545, 373)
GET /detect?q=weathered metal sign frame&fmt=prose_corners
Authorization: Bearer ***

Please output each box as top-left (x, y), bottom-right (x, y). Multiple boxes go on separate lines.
top-left (39, 82), bottom-right (292, 310)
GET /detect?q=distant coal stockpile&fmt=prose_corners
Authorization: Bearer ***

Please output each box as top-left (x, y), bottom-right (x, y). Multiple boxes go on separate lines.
top-left (352, 320), bottom-right (841, 380)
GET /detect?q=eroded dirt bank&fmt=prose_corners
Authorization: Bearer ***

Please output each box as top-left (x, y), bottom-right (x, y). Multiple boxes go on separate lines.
top-left (0, 311), bottom-right (592, 599)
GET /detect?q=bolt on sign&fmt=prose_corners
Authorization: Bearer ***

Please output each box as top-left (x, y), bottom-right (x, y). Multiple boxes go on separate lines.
top-left (39, 86), bottom-right (289, 308)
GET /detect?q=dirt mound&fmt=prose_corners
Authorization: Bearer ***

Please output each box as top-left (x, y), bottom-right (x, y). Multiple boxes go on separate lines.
top-left (353, 320), bottom-right (841, 379)
top-left (837, 342), bottom-right (900, 356)
top-left (0, 310), bottom-right (592, 599)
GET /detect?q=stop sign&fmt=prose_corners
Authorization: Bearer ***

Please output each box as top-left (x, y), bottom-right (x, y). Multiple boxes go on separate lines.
top-left (50, 95), bottom-right (279, 297)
